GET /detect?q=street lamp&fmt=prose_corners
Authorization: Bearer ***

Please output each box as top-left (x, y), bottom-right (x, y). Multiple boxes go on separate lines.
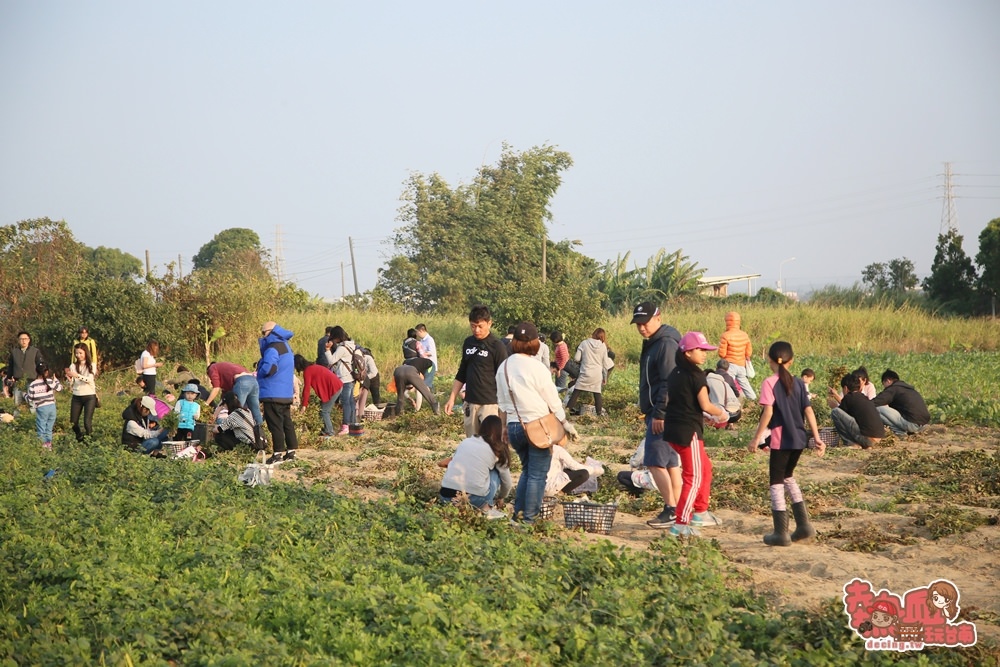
top-left (778, 257), bottom-right (796, 294)
top-left (741, 264), bottom-right (756, 297)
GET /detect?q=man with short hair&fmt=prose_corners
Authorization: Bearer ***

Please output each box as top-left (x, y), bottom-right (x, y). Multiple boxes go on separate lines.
top-left (828, 373), bottom-right (884, 448)
top-left (631, 302), bottom-right (684, 528)
top-left (8, 331), bottom-right (44, 406)
top-left (414, 323), bottom-right (438, 390)
top-left (443, 305), bottom-right (508, 436)
top-left (872, 369), bottom-right (930, 436)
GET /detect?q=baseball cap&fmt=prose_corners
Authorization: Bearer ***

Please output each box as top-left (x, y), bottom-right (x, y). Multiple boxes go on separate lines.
top-left (679, 331), bottom-right (718, 352)
top-left (631, 302), bottom-right (659, 324)
top-left (181, 383), bottom-right (199, 394)
top-left (867, 600), bottom-right (898, 615)
top-left (513, 321), bottom-right (539, 342)
top-left (140, 396), bottom-right (157, 411)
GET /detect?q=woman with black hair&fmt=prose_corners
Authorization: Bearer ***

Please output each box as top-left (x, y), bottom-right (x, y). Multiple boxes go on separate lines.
top-left (437, 415), bottom-right (512, 516)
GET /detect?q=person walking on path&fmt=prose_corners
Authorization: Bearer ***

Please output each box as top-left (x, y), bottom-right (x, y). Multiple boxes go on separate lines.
top-left (66, 343), bottom-right (97, 441)
top-left (565, 328), bottom-right (615, 416)
top-left (257, 321), bottom-right (299, 463)
top-left (631, 302), bottom-right (684, 529)
top-left (718, 311), bottom-right (756, 400)
top-left (748, 340), bottom-right (826, 547)
top-left (443, 305), bottom-right (508, 436)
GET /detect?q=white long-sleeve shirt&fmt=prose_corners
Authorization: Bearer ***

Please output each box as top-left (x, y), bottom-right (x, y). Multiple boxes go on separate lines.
top-left (441, 435), bottom-right (513, 498)
top-left (495, 353), bottom-right (566, 424)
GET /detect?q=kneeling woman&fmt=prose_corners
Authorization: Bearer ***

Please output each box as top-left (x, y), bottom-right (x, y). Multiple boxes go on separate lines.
top-left (437, 415), bottom-right (512, 513)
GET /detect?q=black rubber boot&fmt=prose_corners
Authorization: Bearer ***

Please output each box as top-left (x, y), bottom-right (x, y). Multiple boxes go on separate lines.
top-left (764, 510), bottom-right (792, 547)
top-left (790, 501), bottom-right (816, 542)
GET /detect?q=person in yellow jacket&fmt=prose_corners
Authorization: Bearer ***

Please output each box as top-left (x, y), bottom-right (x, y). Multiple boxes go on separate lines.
top-left (718, 311), bottom-right (756, 400)
top-left (72, 327), bottom-right (99, 375)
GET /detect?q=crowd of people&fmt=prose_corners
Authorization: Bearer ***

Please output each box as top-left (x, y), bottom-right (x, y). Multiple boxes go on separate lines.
top-left (2, 304), bottom-right (934, 539)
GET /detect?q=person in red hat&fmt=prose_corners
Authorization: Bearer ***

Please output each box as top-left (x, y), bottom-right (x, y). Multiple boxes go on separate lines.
top-left (867, 600), bottom-right (899, 630)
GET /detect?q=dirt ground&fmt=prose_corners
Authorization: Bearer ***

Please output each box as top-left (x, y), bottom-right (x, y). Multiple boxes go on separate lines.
top-left (270, 422), bottom-right (1000, 643)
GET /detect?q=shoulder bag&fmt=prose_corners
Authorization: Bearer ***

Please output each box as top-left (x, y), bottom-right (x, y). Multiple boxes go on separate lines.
top-left (503, 358), bottom-right (567, 449)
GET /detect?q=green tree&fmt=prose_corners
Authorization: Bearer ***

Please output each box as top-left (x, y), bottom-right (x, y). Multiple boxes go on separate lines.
top-left (192, 228), bottom-right (266, 270)
top-left (862, 257), bottom-right (917, 293)
top-left (975, 217), bottom-right (1000, 303)
top-left (379, 144), bottom-right (586, 313)
top-left (922, 229), bottom-right (978, 313)
top-left (86, 246), bottom-right (143, 278)
top-left (595, 249), bottom-right (704, 314)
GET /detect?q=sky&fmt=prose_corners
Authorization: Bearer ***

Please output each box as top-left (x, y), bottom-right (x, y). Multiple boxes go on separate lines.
top-left (2, 1), bottom-right (999, 301)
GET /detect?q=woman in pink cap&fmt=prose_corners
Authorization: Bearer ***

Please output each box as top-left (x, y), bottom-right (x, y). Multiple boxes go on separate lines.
top-left (660, 331), bottom-right (728, 537)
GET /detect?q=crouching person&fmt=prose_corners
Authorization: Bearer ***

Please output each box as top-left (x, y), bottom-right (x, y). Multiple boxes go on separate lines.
top-left (121, 395), bottom-right (169, 456)
top-left (437, 415), bottom-right (512, 518)
top-left (214, 391), bottom-right (259, 451)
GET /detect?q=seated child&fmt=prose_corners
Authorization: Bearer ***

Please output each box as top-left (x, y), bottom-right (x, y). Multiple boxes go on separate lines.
top-left (705, 359), bottom-right (743, 429)
top-left (854, 366), bottom-right (877, 400)
top-left (173, 383), bottom-right (202, 440)
top-left (617, 438), bottom-right (661, 497)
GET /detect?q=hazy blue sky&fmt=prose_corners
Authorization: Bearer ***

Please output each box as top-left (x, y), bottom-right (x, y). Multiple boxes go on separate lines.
top-left (2, 1), bottom-right (998, 301)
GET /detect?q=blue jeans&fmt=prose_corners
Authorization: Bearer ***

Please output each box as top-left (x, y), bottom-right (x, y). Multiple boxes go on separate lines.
top-left (425, 365), bottom-right (436, 391)
top-left (509, 421), bottom-right (553, 523)
top-left (35, 404), bottom-right (56, 442)
top-left (340, 381), bottom-right (357, 425)
top-left (141, 430), bottom-right (170, 453)
top-left (233, 375), bottom-right (263, 426)
top-left (877, 405), bottom-right (923, 436)
top-left (468, 468), bottom-right (501, 509)
top-left (320, 389), bottom-right (342, 435)
top-left (729, 363), bottom-right (756, 401)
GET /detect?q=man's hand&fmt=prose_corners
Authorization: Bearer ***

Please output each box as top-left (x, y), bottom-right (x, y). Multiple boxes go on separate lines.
top-left (651, 418), bottom-right (664, 435)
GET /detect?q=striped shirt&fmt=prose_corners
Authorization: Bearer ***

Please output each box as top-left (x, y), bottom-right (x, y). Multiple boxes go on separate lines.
top-left (217, 407), bottom-right (255, 445)
top-left (26, 377), bottom-right (63, 408)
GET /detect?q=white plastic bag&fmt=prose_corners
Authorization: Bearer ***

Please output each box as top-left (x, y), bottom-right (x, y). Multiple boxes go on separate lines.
top-left (238, 451), bottom-right (273, 486)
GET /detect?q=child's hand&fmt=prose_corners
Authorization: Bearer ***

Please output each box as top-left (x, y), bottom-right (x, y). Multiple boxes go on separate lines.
top-left (813, 434), bottom-right (826, 457)
top-left (746, 439), bottom-right (759, 454)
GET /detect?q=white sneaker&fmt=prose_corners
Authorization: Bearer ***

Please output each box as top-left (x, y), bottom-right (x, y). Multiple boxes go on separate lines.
top-left (483, 508), bottom-right (507, 520)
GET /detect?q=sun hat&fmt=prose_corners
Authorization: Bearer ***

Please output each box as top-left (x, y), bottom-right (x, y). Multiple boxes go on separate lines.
top-left (140, 396), bottom-right (157, 411)
top-left (679, 331), bottom-right (718, 352)
top-left (181, 383), bottom-right (199, 394)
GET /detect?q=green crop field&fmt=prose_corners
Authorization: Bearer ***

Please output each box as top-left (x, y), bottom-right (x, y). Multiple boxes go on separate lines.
top-left (1, 304), bottom-right (998, 665)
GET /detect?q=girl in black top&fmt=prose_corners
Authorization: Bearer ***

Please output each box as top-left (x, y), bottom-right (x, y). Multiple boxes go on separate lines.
top-left (663, 332), bottom-right (727, 537)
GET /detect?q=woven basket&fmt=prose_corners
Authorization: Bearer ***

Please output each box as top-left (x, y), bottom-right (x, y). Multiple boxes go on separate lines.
top-left (562, 501), bottom-right (618, 535)
top-left (539, 496), bottom-right (558, 521)
top-left (162, 441), bottom-right (190, 457)
top-left (808, 427), bottom-right (839, 448)
top-left (578, 405), bottom-right (597, 417)
top-left (363, 406), bottom-right (385, 422)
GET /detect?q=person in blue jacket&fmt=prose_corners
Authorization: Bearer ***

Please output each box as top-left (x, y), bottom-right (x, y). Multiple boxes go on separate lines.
top-left (258, 321), bottom-right (298, 464)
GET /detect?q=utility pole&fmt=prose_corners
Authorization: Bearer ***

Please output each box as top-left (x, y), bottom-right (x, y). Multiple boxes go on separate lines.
top-left (274, 225), bottom-right (285, 282)
top-left (940, 162), bottom-right (959, 235)
top-left (145, 250), bottom-right (151, 278)
top-left (178, 254), bottom-right (183, 278)
top-left (348, 236), bottom-right (359, 296)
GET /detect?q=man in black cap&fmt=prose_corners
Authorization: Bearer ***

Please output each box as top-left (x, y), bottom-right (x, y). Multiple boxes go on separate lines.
top-left (631, 302), bottom-right (684, 528)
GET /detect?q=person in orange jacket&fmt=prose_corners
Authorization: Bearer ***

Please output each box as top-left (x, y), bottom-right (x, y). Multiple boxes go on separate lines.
top-left (718, 311), bottom-right (756, 400)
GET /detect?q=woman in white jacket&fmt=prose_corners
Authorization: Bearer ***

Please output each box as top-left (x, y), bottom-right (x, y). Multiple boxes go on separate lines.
top-left (565, 328), bottom-right (615, 416)
top-left (496, 321), bottom-right (579, 523)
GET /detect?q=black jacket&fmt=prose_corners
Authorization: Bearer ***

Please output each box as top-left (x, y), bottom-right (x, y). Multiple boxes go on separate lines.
top-left (872, 380), bottom-right (930, 426)
top-left (638, 324), bottom-right (682, 419)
